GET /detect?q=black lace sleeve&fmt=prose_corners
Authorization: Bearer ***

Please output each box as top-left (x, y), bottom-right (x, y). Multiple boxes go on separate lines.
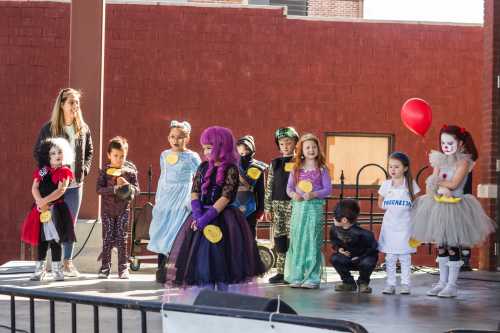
top-left (191, 163), bottom-right (205, 194)
top-left (221, 165), bottom-right (239, 200)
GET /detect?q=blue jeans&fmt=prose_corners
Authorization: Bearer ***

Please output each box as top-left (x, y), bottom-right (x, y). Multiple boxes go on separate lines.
top-left (63, 186), bottom-right (83, 260)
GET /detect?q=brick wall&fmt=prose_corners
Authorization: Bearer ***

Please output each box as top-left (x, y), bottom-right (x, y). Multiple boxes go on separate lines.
top-left (0, 1), bottom-right (70, 263)
top-left (481, 0), bottom-right (499, 270)
top-left (308, 0), bottom-right (362, 18)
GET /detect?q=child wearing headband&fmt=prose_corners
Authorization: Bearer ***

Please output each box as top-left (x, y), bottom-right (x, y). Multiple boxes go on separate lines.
top-left (148, 120), bottom-right (201, 283)
top-left (378, 152), bottom-right (420, 295)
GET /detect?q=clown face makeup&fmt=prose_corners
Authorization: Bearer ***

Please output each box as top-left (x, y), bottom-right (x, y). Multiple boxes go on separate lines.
top-left (441, 133), bottom-right (461, 155)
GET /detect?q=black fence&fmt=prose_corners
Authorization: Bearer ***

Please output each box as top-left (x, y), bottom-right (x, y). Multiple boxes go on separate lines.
top-left (0, 285), bottom-right (369, 333)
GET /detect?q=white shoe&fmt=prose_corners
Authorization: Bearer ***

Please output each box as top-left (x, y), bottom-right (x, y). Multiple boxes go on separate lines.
top-left (289, 282), bottom-right (302, 288)
top-left (427, 282), bottom-right (446, 296)
top-left (382, 285), bottom-right (395, 295)
top-left (301, 283), bottom-right (319, 289)
top-left (438, 260), bottom-right (462, 298)
top-left (437, 284), bottom-right (457, 298)
top-left (63, 260), bottom-right (80, 278)
top-left (399, 284), bottom-right (411, 295)
top-left (30, 261), bottom-right (47, 281)
top-left (427, 256), bottom-right (450, 296)
top-left (52, 262), bottom-right (64, 281)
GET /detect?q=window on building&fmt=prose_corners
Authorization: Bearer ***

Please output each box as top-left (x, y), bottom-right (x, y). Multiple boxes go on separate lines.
top-left (325, 132), bottom-right (393, 186)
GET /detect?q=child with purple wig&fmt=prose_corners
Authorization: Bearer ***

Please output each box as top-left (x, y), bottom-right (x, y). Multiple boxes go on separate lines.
top-left (166, 126), bottom-right (265, 290)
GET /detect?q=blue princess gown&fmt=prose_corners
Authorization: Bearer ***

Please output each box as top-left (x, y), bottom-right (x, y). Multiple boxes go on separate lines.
top-left (147, 149), bottom-right (201, 255)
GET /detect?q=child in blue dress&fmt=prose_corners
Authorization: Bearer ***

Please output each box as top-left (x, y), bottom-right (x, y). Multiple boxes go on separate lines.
top-left (148, 120), bottom-right (201, 283)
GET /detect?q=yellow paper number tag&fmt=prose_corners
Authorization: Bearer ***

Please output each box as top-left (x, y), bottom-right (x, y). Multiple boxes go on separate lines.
top-left (247, 167), bottom-right (261, 180)
top-left (297, 180), bottom-right (313, 193)
top-left (106, 168), bottom-right (122, 177)
top-left (284, 162), bottom-right (294, 172)
top-left (433, 195), bottom-right (462, 204)
top-left (408, 238), bottom-right (422, 248)
top-left (40, 210), bottom-right (51, 223)
top-left (203, 225), bottom-right (223, 244)
top-left (166, 153), bottom-right (179, 165)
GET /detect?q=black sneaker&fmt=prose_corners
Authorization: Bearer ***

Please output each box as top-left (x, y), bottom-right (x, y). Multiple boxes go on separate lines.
top-left (334, 283), bottom-right (357, 292)
top-left (156, 268), bottom-right (166, 284)
top-left (358, 283), bottom-right (373, 294)
top-left (97, 268), bottom-right (110, 279)
top-left (268, 273), bottom-right (285, 284)
top-left (460, 264), bottom-right (473, 272)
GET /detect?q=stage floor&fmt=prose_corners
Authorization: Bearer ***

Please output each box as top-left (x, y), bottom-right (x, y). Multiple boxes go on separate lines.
top-left (0, 264), bottom-right (499, 333)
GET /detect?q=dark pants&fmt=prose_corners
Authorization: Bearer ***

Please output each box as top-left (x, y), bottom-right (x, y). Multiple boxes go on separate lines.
top-left (158, 253), bottom-right (167, 269)
top-left (246, 211), bottom-right (257, 239)
top-left (101, 212), bottom-right (129, 273)
top-left (38, 241), bottom-right (62, 262)
top-left (331, 254), bottom-right (377, 285)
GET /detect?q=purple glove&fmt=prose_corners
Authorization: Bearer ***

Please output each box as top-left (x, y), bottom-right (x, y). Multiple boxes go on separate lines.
top-left (195, 206), bottom-right (218, 230)
top-left (191, 199), bottom-right (203, 220)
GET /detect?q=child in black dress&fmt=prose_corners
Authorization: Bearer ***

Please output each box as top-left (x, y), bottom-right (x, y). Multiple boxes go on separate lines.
top-left (21, 138), bottom-right (76, 281)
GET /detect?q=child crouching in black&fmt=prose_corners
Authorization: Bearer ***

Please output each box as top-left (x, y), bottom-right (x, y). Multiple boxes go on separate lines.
top-left (330, 199), bottom-right (378, 293)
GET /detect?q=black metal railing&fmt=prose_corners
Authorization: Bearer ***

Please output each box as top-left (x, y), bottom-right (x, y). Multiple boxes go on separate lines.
top-left (0, 286), bottom-right (369, 333)
top-left (0, 285), bottom-right (161, 333)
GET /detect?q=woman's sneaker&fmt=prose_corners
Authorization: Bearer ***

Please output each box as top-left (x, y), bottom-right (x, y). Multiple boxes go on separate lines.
top-left (63, 260), bottom-right (80, 278)
top-left (382, 285), bottom-right (396, 295)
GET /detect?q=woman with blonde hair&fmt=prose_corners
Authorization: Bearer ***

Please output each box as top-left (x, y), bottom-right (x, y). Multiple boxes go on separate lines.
top-left (33, 88), bottom-right (94, 277)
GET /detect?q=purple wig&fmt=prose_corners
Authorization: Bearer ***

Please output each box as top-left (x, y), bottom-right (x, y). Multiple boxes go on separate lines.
top-left (200, 126), bottom-right (239, 194)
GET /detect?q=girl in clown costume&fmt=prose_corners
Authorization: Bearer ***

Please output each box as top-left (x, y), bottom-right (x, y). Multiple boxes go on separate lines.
top-left (412, 125), bottom-right (495, 298)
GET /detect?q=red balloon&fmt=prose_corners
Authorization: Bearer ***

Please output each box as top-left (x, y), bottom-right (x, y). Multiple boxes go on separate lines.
top-left (401, 98), bottom-right (432, 137)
